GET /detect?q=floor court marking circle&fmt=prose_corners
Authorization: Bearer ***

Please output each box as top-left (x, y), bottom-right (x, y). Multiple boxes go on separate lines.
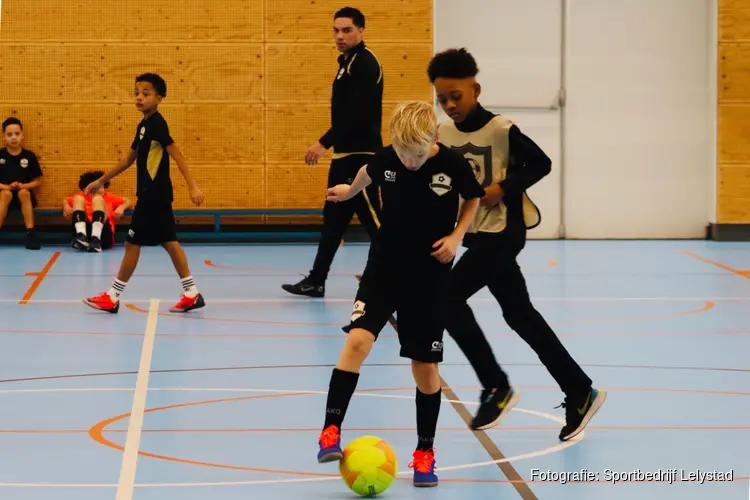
top-left (0, 386), bottom-right (748, 487)
top-left (0, 386), bottom-right (581, 488)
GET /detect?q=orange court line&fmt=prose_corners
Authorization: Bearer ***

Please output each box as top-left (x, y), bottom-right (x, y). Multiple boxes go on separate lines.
top-left (203, 259), bottom-right (355, 276)
top-left (125, 303), bottom-right (346, 327)
top-left (680, 250), bottom-right (750, 279)
top-left (124, 300), bottom-right (714, 331)
top-left (548, 300), bottom-right (714, 327)
top-left (19, 251), bottom-right (61, 305)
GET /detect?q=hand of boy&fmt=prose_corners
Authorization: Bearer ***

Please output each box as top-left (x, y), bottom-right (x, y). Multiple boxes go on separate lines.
top-left (481, 184), bottom-right (503, 207)
top-left (326, 184), bottom-right (351, 202)
top-left (10, 181), bottom-right (22, 190)
top-left (189, 186), bottom-right (204, 206)
top-left (63, 205), bottom-right (73, 218)
top-left (112, 205), bottom-right (126, 220)
top-left (85, 181), bottom-right (101, 196)
top-left (431, 234), bottom-right (460, 264)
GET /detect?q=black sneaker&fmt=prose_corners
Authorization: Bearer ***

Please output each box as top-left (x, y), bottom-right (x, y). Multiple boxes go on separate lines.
top-left (281, 276), bottom-right (325, 298)
top-left (556, 387), bottom-right (607, 441)
top-left (25, 229), bottom-right (41, 250)
top-left (73, 232), bottom-right (89, 250)
top-left (88, 236), bottom-right (102, 252)
top-left (470, 387), bottom-right (520, 430)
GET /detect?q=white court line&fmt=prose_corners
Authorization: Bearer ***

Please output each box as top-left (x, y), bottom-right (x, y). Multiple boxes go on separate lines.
top-left (115, 298), bottom-right (159, 500)
top-left (2, 296), bottom-right (750, 304)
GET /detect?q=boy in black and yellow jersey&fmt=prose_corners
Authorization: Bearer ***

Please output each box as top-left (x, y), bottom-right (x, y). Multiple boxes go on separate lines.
top-left (83, 73), bottom-right (206, 314)
top-left (427, 48), bottom-right (606, 442)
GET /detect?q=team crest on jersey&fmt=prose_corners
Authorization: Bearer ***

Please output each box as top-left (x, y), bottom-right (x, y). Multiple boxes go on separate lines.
top-left (429, 173), bottom-right (452, 196)
top-left (20, 158), bottom-right (28, 168)
top-left (140, 126), bottom-right (146, 140)
top-left (449, 142), bottom-right (493, 187)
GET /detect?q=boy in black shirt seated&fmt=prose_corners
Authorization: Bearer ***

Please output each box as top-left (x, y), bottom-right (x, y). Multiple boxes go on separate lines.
top-left (316, 101), bottom-right (484, 488)
top-left (427, 48), bottom-right (605, 441)
top-left (0, 117), bottom-right (43, 249)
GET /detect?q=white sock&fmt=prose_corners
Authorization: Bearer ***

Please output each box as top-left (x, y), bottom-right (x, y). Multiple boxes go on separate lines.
top-left (75, 221), bottom-right (86, 235)
top-left (92, 221), bottom-right (104, 239)
top-left (181, 276), bottom-right (198, 298)
top-left (108, 279), bottom-right (127, 301)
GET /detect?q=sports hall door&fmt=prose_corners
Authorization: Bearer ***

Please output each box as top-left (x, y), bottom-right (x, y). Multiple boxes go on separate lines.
top-left (434, 0), bottom-right (715, 239)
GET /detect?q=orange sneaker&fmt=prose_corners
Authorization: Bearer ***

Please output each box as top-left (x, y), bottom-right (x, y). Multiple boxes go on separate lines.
top-left (83, 292), bottom-right (119, 313)
top-left (409, 448), bottom-right (438, 487)
top-left (317, 424), bottom-right (343, 463)
top-left (169, 293), bottom-right (205, 313)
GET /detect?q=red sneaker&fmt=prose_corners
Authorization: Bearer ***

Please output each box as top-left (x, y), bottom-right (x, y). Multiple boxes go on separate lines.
top-left (170, 293), bottom-right (205, 313)
top-left (83, 292), bottom-right (119, 313)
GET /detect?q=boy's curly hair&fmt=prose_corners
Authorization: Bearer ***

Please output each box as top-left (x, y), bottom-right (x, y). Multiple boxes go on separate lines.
top-left (78, 170), bottom-right (109, 191)
top-left (427, 48), bottom-right (479, 82)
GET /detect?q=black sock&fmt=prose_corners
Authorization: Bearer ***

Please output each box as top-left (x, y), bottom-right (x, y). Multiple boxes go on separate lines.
top-left (73, 210), bottom-right (86, 224)
top-left (323, 368), bottom-right (359, 429)
top-left (415, 387), bottom-right (442, 451)
top-left (92, 210), bottom-right (105, 223)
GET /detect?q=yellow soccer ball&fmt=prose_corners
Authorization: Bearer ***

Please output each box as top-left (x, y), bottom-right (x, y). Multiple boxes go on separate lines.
top-left (339, 435), bottom-right (398, 497)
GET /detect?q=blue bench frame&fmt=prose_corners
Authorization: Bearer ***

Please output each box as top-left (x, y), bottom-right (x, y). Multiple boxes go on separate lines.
top-left (34, 208), bottom-right (324, 232)
top-left (0, 208), bottom-right (367, 243)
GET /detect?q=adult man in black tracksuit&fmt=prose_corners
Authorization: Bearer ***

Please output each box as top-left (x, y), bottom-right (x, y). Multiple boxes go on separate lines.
top-left (282, 7), bottom-right (384, 298)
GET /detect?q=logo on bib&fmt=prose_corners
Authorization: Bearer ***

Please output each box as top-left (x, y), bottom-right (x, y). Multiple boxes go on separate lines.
top-left (429, 173), bottom-right (452, 196)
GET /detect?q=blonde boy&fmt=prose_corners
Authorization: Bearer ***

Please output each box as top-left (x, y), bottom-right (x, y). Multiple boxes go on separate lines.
top-left (316, 101), bottom-right (484, 487)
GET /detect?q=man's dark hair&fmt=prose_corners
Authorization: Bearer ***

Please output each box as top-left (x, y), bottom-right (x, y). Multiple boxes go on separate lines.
top-left (334, 7), bottom-right (365, 28)
top-left (427, 48), bottom-right (479, 83)
top-left (2, 117), bottom-right (22, 132)
top-left (135, 72), bottom-right (167, 97)
top-left (79, 170), bottom-right (109, 191)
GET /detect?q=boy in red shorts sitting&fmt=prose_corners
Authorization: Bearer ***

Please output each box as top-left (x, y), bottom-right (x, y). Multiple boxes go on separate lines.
top-left (62, 170), bottom-right (131, 252)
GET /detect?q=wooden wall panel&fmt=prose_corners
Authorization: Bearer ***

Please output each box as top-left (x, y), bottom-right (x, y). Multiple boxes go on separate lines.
top-left (266, 0), bottom-right (432, 42)
top-left (718, 0), bottom-right (750, 223)
top-left (0, 0), bottom-right (433, 213)
top-left (0, 44), bottom-right (264, 102)
top-left (265, 164), bottom-right (330, 208)
top-left (0, 0), bottom-right (264, 41)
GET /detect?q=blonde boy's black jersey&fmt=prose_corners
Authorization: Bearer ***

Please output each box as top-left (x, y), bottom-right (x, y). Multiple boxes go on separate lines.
top-left (319, 41), bottom-right (384, 154)
top-left (366, 144), bottom-right (485, 260)
top-left (131, 111), bottom-right (174, 203)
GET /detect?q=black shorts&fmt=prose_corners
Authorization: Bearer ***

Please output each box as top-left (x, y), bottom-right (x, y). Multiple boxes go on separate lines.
top-left (343, 254), bottom-right (450, 363)
top-left (8, 190), bottom-right (37, 210)
top-left (126, 200), bottom-right (177, 246)
top-left (72, 221), bottom-right (114, 250)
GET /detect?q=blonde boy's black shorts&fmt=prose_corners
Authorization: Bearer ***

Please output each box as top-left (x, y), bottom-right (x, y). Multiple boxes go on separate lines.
top-left (343, 253), bottom-right (450, 363)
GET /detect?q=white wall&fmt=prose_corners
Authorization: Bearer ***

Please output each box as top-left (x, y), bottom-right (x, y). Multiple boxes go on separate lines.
top-left (433, 0), bottom-right (716, 239)
top-left (434, 0), bottom-right (564, 239)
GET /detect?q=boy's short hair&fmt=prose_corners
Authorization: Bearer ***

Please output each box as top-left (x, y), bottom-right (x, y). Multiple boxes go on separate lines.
top-left (427, 48), bottom-right (479, 82)
top-left (389, 101), bottom-right (438, 154)
top-left (79, 170), bottom-right (109, 191)
top-left (334, 6), bottom-right (365, 28)
top-left (135, 73), bottom-right (167, 97)
top-left (2, 117), bottom-right (22, 132)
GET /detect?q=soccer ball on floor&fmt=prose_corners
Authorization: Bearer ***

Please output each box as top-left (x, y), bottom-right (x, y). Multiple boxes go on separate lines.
top-left (339, 435), bottom-right (398, 497)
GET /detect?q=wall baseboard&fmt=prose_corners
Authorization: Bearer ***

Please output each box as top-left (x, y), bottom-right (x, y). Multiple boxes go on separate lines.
top-left (708, 223), bottom-right (750, 241)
